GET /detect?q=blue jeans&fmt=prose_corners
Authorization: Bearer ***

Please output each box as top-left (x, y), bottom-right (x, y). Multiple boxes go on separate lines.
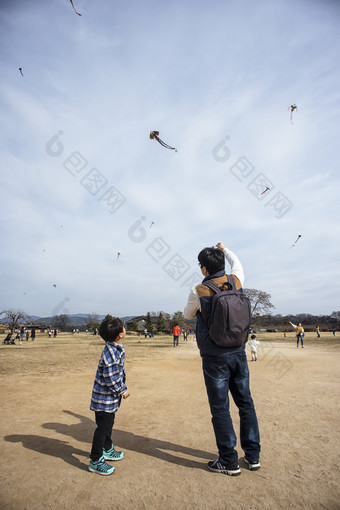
top-left (202, 350), bottom-right (260, 464)
top-left (297, 334), bottom-right (303, 347)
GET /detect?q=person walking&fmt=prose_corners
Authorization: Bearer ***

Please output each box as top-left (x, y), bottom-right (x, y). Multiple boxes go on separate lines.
top-left (184, 242), bottom-right (260, 476)
top-left (172, 324), bottom-right (181, 347)
top-left (248, 334), bottom-right (259, 362)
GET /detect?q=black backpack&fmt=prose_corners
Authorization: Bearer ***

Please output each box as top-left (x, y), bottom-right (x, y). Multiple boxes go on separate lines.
top-left (202, 275), bottom-right (251, 348)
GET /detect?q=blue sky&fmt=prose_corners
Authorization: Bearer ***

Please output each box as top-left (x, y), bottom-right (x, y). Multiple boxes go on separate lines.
top-left (0, 0), bottom-right (339, 318)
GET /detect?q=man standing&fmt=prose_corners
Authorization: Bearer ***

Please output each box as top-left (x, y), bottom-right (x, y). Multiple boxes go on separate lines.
top-left (172, 324), bottom-right (181, 347)
top-left (184, 242), bottom-right (260, 476)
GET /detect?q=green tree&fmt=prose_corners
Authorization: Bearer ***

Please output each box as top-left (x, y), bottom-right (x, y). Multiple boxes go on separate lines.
top-left (170, 311), bottom-right (185, 329)
top-left (102, 314), bottom-right (113, 322)
top-left (144, 312), bottom-right (153, 333)
top-left (156, 312), bottom-right (166, 333)
top-left (129, 319), bottom-right (138, 332)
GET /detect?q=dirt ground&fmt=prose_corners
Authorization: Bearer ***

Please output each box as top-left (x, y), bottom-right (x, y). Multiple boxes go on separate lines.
top-left (0, 332), bottom-right (339, 510)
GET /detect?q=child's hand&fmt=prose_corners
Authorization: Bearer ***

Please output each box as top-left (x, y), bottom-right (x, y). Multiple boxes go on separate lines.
top-left (216, 242), bottom-right (225, 251)
top-left (123, 390), bottom-right (130, 399)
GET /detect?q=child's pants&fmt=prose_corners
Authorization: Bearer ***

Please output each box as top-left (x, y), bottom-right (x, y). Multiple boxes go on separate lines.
top-left (251, 349), bottom-right (257, 361)
top-left (90, 411), bottom-right (116, 461)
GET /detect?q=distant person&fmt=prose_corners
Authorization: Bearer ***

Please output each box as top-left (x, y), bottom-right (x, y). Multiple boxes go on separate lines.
top-left (315, 326), bottom-right (320, 338)
top-left (289, 321), bottom-right (304, 348)
top-left (183, 331), bottom-right (188, 342)
top-left (144, 329), bottom-right (148, 339)
top-left (25, 330), bottom-right (29, 341)
top-left (54, 329), bottom-right (57, 338)
top-left (332, 329), bottom-right (336, 337)
top-left (31, 328), bottom-right (36, 342)
top-left (184, 242), bottom-right (261, 476)
top-left (283, 332), bottom-right (287, 338)
top-left (249, 334), bottom-right (259, 362)
top-left (20, 326), bottom-right (25, 344)
top-left (89, 317), bottom-right (130, 476)
top-left (172, 324), bottom-right (181, 347)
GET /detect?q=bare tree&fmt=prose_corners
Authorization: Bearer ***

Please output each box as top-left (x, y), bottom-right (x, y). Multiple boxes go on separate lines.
top-left (0, 309), bottom-right (30, 334)
top-left (243, 289), bottom-right (275, 316)
top-left (52, 314), bottom-right (71, 332)
top-left (86, 312), bottom-right (100, 331)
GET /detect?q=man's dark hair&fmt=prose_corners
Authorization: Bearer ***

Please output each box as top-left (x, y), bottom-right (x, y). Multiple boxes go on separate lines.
top-left (198, 247), bottom-right (225, 275)
top-left (99, 317), bottom-right (124, 342)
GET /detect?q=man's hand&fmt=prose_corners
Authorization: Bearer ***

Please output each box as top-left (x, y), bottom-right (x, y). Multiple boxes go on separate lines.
top-left (123, 390), bottom-right (130, 399)
top-left (216, 242), bottom-right (225, 251)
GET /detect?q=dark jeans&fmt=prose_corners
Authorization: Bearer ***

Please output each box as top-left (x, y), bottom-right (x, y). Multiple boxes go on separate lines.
top-left (173, 335), bottom-right (179, 346)
top-left (297, 334), bottom-right (303, 347)
top-left (90, 411), bottom-right (115, 461)
top-left (202, 350), bottom-right (260, 465)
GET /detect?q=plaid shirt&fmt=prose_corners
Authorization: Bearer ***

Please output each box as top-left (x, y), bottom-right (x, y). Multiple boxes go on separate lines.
top-left (90, 342), bottom-right (127, 413)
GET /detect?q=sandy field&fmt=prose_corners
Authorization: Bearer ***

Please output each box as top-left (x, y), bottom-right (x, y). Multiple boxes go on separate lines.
top-left (0, 332), bottom-right (339, 510)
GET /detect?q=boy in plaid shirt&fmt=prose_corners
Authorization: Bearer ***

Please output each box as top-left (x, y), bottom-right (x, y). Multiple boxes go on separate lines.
top-left (89, 317), bottom-right (130, 476)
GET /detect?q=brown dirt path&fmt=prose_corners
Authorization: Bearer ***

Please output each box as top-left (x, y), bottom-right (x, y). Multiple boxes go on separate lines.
top-left (0, 333), bottom-right (339, 510)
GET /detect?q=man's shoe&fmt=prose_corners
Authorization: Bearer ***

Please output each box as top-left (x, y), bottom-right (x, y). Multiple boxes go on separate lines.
top-left (88, 456), bottom-right (115, 475)
top-left (103, 446), bottom-right (124, 461)
top-left (244, 458), bottom-right (261, 471)
top-left (208, 458), bottom-right (241, 476)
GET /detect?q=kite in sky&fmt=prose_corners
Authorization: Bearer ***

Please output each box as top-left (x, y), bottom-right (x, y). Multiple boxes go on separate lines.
top-left (150, 131), bottom-right (177, 152)
top-left (19, 68), bottom-right (24, 77)
top-left (288, 104), bottom-right (298, 124)
top-left (289, 234), bottom-right (302, 249)
top-left (149, 222), bottom-right (154, 228)
top-left (116, 252), bottom-right (120, 260)
top-left (53, 284), bottom-right (57, 288)
top-left (260, 187), bottom-right (270, 195)
top-left (70, 0), bottom-right (82, 16)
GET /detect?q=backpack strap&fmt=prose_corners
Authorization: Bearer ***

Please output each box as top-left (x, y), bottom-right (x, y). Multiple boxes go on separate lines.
top-left (202, 279), bottom-right (221, 294)
top-left (203, 275), bottom-right (237, 293)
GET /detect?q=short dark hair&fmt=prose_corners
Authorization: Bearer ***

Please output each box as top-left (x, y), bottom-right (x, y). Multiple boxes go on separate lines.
top-left (99, 317), bottom-right (124, 342)
top-left (251, 334), bottom-right (256, 339)
top-left (198, 247), bottom-right (225, 275)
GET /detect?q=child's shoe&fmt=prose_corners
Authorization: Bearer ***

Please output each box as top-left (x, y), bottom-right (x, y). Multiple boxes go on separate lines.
top-left (103, 445), bottom-right (124, 461)
top-left (88, 456), bottom-right (115, 475)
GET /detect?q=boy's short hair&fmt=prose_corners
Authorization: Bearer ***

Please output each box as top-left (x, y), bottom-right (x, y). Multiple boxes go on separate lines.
top-left (99, 317), bottom-right (124, 342)
top-left (251, 334), bottom-right (256, 339)
top-left (198, 247), bottom-right (225, 275)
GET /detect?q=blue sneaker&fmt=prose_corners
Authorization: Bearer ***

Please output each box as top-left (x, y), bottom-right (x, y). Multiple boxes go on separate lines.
top-left (103, 445), bottom-right (124, 461)
top-left (88, 456), bottom-right (115, 475)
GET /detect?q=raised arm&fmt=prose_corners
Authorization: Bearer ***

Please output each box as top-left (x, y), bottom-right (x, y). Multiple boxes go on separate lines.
top-left (216, 242), bottom-right (245, 287)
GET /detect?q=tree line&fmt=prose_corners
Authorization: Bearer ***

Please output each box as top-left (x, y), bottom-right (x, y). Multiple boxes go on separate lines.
top-left (1, 285), bottom-right (339, 335)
